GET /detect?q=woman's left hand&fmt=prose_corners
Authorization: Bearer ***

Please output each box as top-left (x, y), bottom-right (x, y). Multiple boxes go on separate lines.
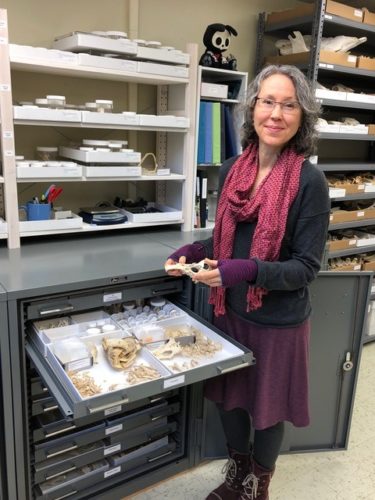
top-left (192, 259), bottom-right (222, 287)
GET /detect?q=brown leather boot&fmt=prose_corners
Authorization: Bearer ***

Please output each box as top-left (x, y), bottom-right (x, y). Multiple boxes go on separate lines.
top-left (240, 458), bottom-right (274, 500)
top-left (206, 448), bottom-right (251, 500)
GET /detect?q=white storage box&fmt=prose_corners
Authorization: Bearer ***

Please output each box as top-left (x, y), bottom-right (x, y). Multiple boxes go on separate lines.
top-left (83, 166), bottom-right (142, 178)
top-left (316, 123), bottom-right (341, 133)
top-left (123, 204), bottom-right (182, 223)
top-left (52, 32), bottom-right (138, 56)
top-left (17, 163), bottom-right (82, 179)
top-left (59, 146), bottom-right (141, 164)
top-left (19, 214), bottom-right (83, 233)
top-left (136, 46), bottom-right (189, 65)
top-left (201, 82), bottom-right (228, 99)
top-left (13, 106), bottom-right (81, 123)
top-left (81, 111), bottom-right (140, 127)
top-left (78, 53), bottom-right (137, 73)
top-left (9, 44), bottom-right (78, 65)
top-left (137, 61), bottom-right (189, 78)
top-left (138, 114), bottom-right (189, 128)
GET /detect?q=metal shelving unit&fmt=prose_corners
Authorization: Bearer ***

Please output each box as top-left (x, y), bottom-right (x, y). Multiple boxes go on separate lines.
top-left (256, 0), bottom-right (375, 340)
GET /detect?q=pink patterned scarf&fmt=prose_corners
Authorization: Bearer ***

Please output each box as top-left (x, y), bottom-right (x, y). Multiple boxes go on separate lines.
top-left (209, 143), bottom-right (304, 316)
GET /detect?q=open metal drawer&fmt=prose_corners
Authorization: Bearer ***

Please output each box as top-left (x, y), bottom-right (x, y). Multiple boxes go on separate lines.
top-left (26, 302), bottom-right (255, 420)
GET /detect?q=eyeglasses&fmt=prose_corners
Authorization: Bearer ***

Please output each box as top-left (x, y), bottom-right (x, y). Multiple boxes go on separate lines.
top-left (255, 97), bottom-right (300, 114)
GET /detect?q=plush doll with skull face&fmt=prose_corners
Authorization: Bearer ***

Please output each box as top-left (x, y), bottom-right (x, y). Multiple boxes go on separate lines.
top-left (199, 23), bottom-right (238, 70)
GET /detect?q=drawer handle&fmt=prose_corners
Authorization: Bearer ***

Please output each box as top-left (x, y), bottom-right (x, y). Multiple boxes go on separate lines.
top-left (45, 425), bottom-right (76, 438)
top-left (55, 492), bottom-right (78, 500)
top-left (45, 466), bottom-right (76, 481)
top-left (151, 287), bottom-right (179, 295)
top-left (88, 398), bottom-right (129, 414)
top-left (43, 405), bottom-right (59, 412)
top-left (147, 450), bottom-right (173, 462)
top-left (39, 305), bottom-right (74, 316)
top-left (217, 362), bottom-right (250, 374)
top-left (46, 444), bottom-right (77, 459)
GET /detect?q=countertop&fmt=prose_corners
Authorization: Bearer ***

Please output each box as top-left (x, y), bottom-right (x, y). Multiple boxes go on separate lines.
top-left (0, 229), bottom-right (212, 298)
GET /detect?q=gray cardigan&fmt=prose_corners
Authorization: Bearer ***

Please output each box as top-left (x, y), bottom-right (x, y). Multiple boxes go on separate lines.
top-left (197, 157), bottom-right (330, 327)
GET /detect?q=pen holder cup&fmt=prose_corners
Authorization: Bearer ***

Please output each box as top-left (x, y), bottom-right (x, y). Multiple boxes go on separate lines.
top-left (20, 202), bottom-right (52, 221)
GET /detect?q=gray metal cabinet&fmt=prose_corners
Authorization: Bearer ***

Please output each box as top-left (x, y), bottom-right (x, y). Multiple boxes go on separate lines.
top-left (198, 272), bottom-right (371, 457)
top-left (0, 233), bottom-right (254, 500)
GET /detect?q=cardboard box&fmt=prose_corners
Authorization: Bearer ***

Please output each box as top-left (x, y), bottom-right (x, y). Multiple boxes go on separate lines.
top-left (266, 50), bottom-right (356, 68)
top-left (330, 263), bottom-right (362, 272)
top-left (362, 261), bottom-right (375, 271)
top-left (201, 82), bottom-right (228, 99)
top-left (325, 0), bottom-right (363, 23)
top-left (368, 124), bottom-right (375, 135)
top-left (330, 210), bottom-right (367, 223)
top-left (329, 182), bottom-right (365, 194)
top-left (356, 56), bottom-right (375, 71)
top-left (266, 3), bottom-right (314, 25)
top-left (327, 238), bottom-right (357, 251)
top-left (362, 8), bottom-right (375, 26)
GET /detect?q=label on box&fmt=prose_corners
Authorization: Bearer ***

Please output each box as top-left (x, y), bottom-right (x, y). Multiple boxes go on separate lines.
top-left (348, 56), bottom-right (356, 63)
top-left (103, 292), bottom-right (122, 303)
top-left (324, 14), bottom-right (333, 20)
top-left (104, 466), bottom-right (121, 478)
top-left (354, 265), bottom-right (361, 270)
top-left (354, 9), bottom-right (362, 17)
top-left (64, 357), bottom-right (92, 372)
top-left (105, 423), bottom-right (123, 435)
top-left (164, 375), bottom-right (185, 388)
top-left (104, 444), bottom-right (121, 456)
top-left (349, 239), bottom-right (356, 245)
top-left (357, 211), bottom-right (365, 217)
top-left (104, 405), bottom-right (122, 416)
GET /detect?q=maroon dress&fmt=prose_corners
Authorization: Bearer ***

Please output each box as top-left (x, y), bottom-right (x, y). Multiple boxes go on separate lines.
top-left (205, 307), bottom-right (310, 430)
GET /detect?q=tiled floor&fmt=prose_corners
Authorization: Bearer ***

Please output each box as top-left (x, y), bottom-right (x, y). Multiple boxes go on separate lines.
top-left (128, 341), bottom-right (375, 500)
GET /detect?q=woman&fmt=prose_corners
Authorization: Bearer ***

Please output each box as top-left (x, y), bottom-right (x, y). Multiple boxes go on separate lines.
top-left (165, 65), bottom-right (330, 500)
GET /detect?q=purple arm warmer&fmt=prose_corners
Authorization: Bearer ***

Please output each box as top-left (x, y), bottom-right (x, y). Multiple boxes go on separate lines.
top-left (218, 259), bottom-right (258, 288)
top-left (168, 243), bottom-right (206, 264)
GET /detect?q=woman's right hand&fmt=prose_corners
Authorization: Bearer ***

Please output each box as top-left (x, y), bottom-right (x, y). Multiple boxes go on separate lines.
top-left (164, 255), bottom-right (186, 276)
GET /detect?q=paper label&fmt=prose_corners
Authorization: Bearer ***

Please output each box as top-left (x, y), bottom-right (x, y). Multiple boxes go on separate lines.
top-left (104, 404), bottom-right (122, 416)
top-left (104, 466), bottom-right (121, 478)
top-left (4, 150), bottom-right (13, 156)
top-left (105, 423), bottom-right (123, 435)
top-left (65, 357), bottom-right (91, 372)
top-left (349, 240), bottom-right (356, 245)
top-left (3, 131), bottom-right (13, 139)
top-left (0, 84), bottom-right (10, 91)
top-left (326, 64), bottom-right (334, 69)
top-left (319, 63), bottom-right (327, 68)
top-left (324, 14), bottom-right (333, 20)
top-left (0, 37), bottom-right (6, 44)
top-left (104, 444), bottom-right (121, 456)
top-left (357, 211), bottom-right (365, 217)
top-left (348, 56), bottom-right (356, 63)
top-left (103, 292), bottom-right (122, 303)
top-left (164, 374), bottom-right (185, 389)
top-left (354, 10), bottom-right (363, 17)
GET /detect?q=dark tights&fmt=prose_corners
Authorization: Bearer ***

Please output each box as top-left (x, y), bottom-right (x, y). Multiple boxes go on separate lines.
top-left (218, 405), bottom-right (284, 470)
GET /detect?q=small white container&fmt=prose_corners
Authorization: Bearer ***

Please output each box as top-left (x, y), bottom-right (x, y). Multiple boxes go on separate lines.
top-left (101, 324), bottom-right (116, 333)
top-left (46, 95), bottom-right (66, 109)
top-left (86, 327), bottom-right (101, 335)
top-left (85, 102), bottom-right (98, 111)
top-left (95, 99), bottom-right (113, 113)
top-left (35, 98), bottom-right (49, 108)
top-left (36, 146), bottom-right (58, 161)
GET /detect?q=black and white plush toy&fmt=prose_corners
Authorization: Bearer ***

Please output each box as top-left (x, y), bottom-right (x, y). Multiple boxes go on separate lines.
top-left (199, 23), bottom-right (238, 70)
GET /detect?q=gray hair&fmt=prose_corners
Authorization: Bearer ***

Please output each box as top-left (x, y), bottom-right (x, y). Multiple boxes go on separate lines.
top-left (240, 65), bottom-right (320, 156)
